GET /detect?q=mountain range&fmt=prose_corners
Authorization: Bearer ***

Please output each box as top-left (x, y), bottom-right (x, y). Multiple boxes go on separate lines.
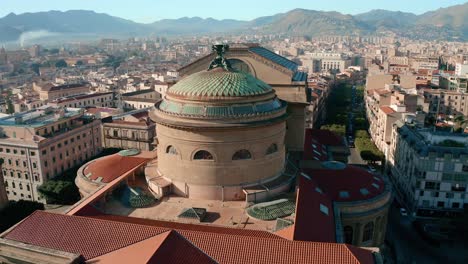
top-left (0, 3), bottom-right (467, 43)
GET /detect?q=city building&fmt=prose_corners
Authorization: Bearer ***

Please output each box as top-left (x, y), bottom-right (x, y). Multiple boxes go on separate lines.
top-left (121, 89), bottom-right (161, 110)
top-left (388, 121), bottom-right (468, 218)
top-left (455, 63), bottom-right (468, 76)
top-left (0, 106), bottom-right (102, 202)
top-left (301, 52), bottom-right (352, 73)
top-left (102, 109), bottom-right (156, 151)
top-left (439, 73), bottom-right (468, 92)
top-left (33, 83), bottom-right (90, 101)
top-left (422, 88), bottom-right (468, 116)
top-left (48, 92), bottom-right (114, 108)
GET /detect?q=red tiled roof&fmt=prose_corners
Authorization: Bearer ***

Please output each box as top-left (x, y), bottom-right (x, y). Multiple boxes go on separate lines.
top-left (3, 211), bottom-right (169, 260)
top-left (179, 229), bottom-right (374, 264)
top-left (380, 106), bottom-right (395, 115)
top-left (279, 175), bottom-right (336, 243)
top-left (2, 211), bottom-right (375, 264)
top-left (83, 153), bottom-right (149, 183)
top-left (89, 214), bottom-right (283, 240)
top-left (302, 166), bottom-right (385, 202)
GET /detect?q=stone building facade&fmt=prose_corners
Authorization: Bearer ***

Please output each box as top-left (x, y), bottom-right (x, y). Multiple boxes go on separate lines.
top-left (388, 121), bottom-right (468, 217)
top-left (0, 107), bottom-right (102, 203)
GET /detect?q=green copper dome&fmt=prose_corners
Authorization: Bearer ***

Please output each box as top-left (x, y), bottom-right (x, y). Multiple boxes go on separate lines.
top-left (168, 68), bottom-right (272, 98)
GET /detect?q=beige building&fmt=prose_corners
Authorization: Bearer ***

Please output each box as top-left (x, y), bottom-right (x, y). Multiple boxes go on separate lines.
top-left (121, 89), bottom-right (161, 111)
top-left (33, 82), bottom-right (90, 101)
top-left (0, 106), bottom-right (102, 203)
top-left (422, 88), bottom-right (468, 116)
top-left (102, 110), bottom-right (156, 151)
top-left (48, 92), bottom-right (114, 108)
top-left (178, 43), bottom-right (309, 152)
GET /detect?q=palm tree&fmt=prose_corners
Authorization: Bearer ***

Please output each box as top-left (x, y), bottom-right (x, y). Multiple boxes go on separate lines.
top-left (454, 115), bottom-right (467, 132)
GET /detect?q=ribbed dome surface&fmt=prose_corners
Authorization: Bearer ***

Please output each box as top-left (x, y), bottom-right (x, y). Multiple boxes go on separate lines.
top-left (168, 68), bottom-right (272, 98)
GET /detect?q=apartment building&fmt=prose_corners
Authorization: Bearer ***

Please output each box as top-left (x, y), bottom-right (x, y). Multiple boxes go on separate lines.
top-left (409, 57), bottom-right (439, 71)
top-left (302, 52), bottom-right (351, 73)
top-left (121, 89), bottom-right (161, 110)
top-left (0, 106), bottom-right (102, 203)
top-left (422, 88), bottom-right (468, 116)
top-left (102, 109), bottom-right (156, 151)
top-left (388, 121), bottom-right (468, 218)
top-left (439, 74), bottom-right (468, 92)
top-left (33, 82), bottom-right (90, 101)
top-left (366, 84), bottom-right (425, 155)
top-left (48, 92), bottom-right (114, 108)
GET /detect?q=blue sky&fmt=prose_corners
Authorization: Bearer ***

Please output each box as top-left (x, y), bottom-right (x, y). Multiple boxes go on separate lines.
top-left (1, 0), bottom-right (466, 23)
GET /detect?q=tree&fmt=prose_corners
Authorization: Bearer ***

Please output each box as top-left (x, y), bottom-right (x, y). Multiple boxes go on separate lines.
top-left (55, 59), bottom-right (68, 68)
top-left (0, 200), bottom-right (44, 232)
top-left (454, 115), bottom-right (467, 132)
top-left (75, 60), bottom-right (84, 66)
top-left (37, 180), bottom-right (80, 204)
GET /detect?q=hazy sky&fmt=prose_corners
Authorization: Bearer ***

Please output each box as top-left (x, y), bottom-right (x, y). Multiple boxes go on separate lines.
top-left (1, 0), bottom-right (467, 23)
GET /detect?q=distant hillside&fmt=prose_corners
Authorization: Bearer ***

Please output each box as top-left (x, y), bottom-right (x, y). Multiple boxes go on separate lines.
top-left (355, 9), bottom-right (417, 29)
top-left (0, 4), bottom-right (467, 43)
top-left (247, 9), bottom-right (371, 36)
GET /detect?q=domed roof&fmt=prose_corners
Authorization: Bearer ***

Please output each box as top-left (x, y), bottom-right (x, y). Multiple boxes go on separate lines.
top-left (153, 44), bottom-right (288, 124)
top-left (168, 67), bottom-right (272, 98)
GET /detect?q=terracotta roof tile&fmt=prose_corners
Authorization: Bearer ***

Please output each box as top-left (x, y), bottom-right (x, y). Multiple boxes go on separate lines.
top-left (90, 214), bottom-right (282, 240)
top-left (2, 211), bottom-right (375, 264)
top-left (83, 154), bottom-right (149, 183)
top-left (3, 211), bottom-right (169, 260)
top-left (380, 106), bottom-right (395, 115)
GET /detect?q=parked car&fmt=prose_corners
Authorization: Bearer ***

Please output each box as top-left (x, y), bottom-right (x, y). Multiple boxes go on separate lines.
top-left (399, 208), bottom-right (408, 216)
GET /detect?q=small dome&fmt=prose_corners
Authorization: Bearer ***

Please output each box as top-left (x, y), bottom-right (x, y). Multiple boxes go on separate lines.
top-left (168, 68), bottom-right (272, 98)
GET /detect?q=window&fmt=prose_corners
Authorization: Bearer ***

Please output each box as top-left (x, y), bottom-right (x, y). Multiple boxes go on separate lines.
top-left (232, 149), bottom-right (252, 160)
top-left (344, 226), bottom-right (353, 244)
top-left (362, 222), bottom-right (374, 242)
top-left (166, 145), bottom-right (178, 155)
top-left (31, 151), bottom-right (35, 156)
top-left (319, 204), bottom-right (329, 215)
top-left (113, 130), bottom-right (118, 137)
top-left (193, 150), bottom-right (214, 160)
top-left (266, 143), bottom-right (278, 155)
top-left (437, 201), bottom-right (445, 207)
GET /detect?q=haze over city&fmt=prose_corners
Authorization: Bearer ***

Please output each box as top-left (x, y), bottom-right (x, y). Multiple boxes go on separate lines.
top-left (0, 1), bottom-right (467, 264)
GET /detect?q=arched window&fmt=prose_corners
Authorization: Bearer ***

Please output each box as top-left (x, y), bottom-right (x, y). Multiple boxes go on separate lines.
top-left (232, 149), bottom-right (252, 160)
top-left (362, 222), bottom-right (374, 243)
top-left (193, 150), bottom-right (214, 160)
top-left (266, 143), bottom-right (278, 155)
top-left (344, 226), bottom-right (353, 244)
top-left (228, 59), bottom-right (251, 74)
top-left (166, 145), bottom-right (178, 155)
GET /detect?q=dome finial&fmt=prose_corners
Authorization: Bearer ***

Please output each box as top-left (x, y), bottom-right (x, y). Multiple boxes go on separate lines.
top-left (208, 44), bottom-right (231, 71)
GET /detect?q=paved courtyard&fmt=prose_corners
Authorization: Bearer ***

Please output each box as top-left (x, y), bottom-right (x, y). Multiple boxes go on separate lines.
top-left (104, 195), bottom-right (280, 231)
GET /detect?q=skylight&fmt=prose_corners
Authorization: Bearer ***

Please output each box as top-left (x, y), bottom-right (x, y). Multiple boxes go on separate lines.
top-left (360, 188), bottom-right (369, 196)
top-left (320, 204), bottom-right (329, 216)
top-left (339, 191), bottom-right (350, 198)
